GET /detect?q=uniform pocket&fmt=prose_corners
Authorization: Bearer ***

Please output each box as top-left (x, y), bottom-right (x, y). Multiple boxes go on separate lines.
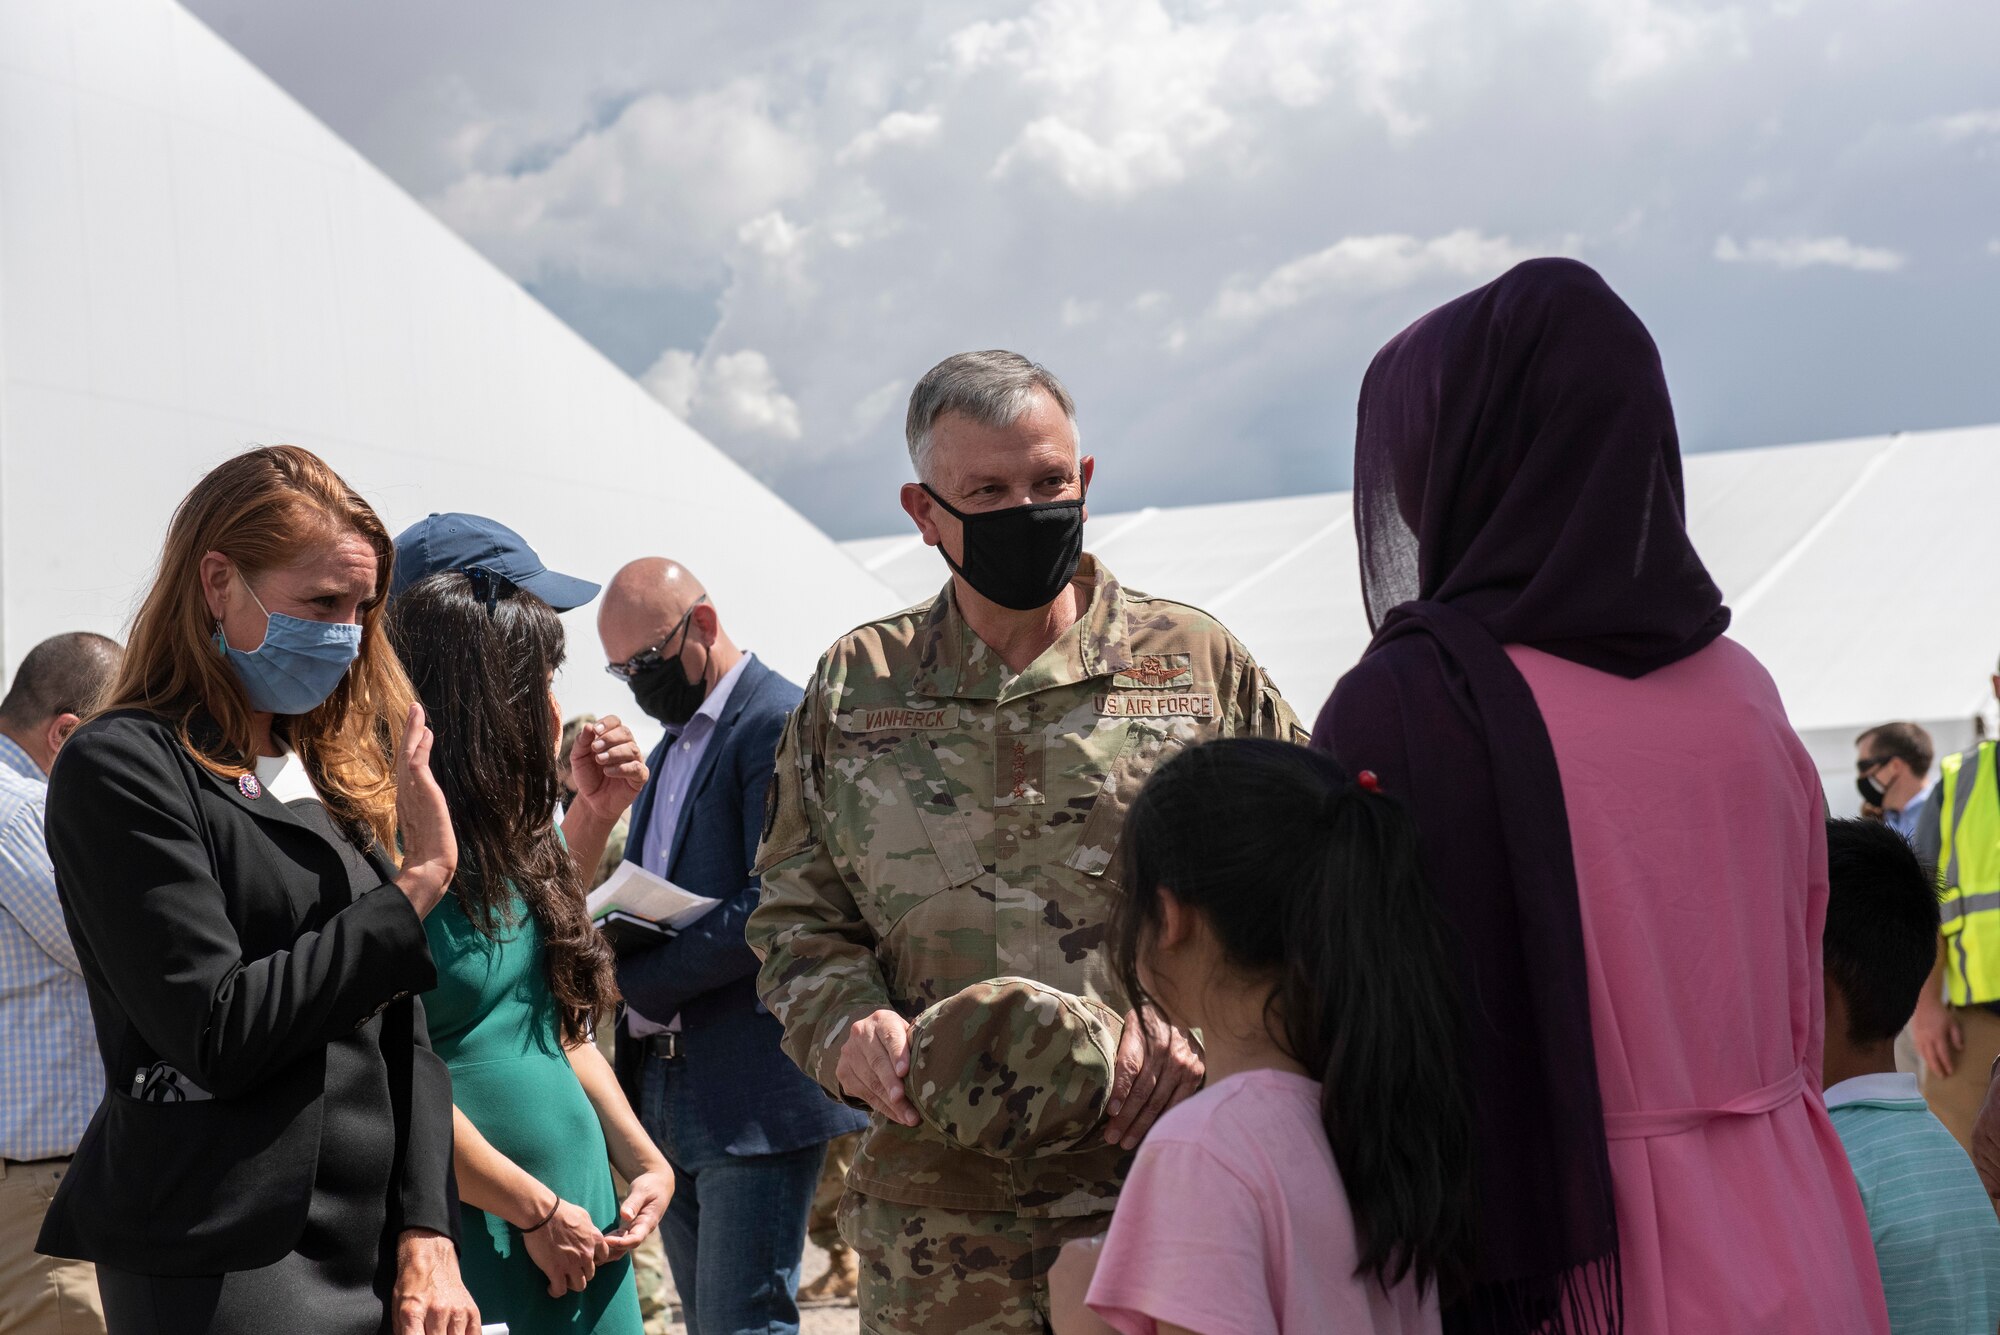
top-left (1063, 723), bottom-right (1187, 883)
top-left (834, 738), bottom-right (983, 937)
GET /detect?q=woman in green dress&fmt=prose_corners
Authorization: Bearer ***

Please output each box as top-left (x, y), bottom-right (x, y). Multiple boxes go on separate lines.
top-left (390, 570), bottom-right (672, 1334)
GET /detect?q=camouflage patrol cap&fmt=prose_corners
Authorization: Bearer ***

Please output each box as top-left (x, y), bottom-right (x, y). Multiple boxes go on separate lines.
top-left (903, 977), bottom-right (1124, 1159)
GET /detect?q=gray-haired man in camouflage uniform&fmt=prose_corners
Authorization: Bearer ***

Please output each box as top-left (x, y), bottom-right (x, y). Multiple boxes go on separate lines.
top-left (746, 350), bottom-right (1305, 1334)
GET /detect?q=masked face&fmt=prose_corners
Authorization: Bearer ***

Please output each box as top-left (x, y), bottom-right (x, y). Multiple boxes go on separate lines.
top-left (214, 579), bottom-right (362, 716)
top-left (1856, 756), bottom-right (1893, 806)
top-left (921, 483), bottom-right (1085, 612)
top-left (625, 605), bottom-right (710, 728)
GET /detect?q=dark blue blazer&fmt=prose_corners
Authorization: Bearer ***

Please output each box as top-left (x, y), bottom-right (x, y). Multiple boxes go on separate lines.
top-left (612, 656), bottom-right (866, 1157)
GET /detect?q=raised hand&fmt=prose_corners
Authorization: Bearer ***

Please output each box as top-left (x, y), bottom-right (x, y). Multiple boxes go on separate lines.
top-left (394, 702), bottom-right (457, 917)
top-left (566, 715), bottom-right (649, 824)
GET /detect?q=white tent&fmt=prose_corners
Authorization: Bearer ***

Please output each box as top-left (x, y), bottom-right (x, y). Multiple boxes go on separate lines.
top-left (847, 424), bottom-right (2000, 810)
top-left (0, 0), bottom-right (896, 732)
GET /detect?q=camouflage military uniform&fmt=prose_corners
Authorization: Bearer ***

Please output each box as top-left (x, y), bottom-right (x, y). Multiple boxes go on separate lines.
top-left (747, 555), bottom-right (1303, 1334)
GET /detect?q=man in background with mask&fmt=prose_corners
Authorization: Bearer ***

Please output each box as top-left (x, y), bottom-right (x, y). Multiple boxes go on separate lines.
top-left (598, 561), bottom-right (867, 1335)
top-left (746, 350), bottom-right (1306, 1334)
top-left (1855, 721), bottom-right (1935, 839)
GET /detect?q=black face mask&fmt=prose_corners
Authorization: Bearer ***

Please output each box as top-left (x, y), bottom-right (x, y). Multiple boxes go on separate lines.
top-left (922, 484), bottom-right (1085, 612)
top-left (1857, 768), bottom-right (1889, 806)
top-left (628, 610), bottom-right (711, 728)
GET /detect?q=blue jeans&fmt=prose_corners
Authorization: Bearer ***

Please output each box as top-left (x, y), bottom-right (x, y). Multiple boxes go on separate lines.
top-left (640, 1054), bottom-right (826, 1335)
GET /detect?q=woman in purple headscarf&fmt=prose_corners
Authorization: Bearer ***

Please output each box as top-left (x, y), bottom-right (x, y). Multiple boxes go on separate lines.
top-left (1311, 259), bottom-right (1887, 1334)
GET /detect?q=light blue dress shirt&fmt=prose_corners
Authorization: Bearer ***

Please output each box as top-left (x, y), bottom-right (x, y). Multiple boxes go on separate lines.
top-left (1884, 782), bottom-right (1934, 841)
top-left (0, 732), bottom-right (103, 1159)
top-left (628, 653), bottom-right (754, 1034)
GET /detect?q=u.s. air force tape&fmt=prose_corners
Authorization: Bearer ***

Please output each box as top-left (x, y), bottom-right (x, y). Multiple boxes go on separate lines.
top-left (1092, 692), bottom-right (1216, 719)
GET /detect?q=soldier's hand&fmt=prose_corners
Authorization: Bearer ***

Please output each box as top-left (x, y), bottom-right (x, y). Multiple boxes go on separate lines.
top-left (1104, 1008), bottom-right (1203, 1150)
top-left (838, 1009), bottom-right (921, 1127)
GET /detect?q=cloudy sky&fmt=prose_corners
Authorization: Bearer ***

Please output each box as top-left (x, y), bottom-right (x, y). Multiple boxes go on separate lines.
top-left (186, 0), bottom-right (2000, 539)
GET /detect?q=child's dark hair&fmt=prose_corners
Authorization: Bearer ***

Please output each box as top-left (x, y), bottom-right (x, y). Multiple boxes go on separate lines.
top-left (1824, 817), bottom-right (1941, 1045)
top-left (1110, 738), bottom-right (1473, 1295)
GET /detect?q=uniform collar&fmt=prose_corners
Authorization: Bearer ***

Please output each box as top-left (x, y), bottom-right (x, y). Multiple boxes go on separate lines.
top-left (909, 554), bottom-right (1137, 702)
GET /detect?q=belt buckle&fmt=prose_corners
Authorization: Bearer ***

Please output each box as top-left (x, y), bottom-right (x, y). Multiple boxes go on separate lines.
top-left (653, 1032), bottom-right (682, 1062)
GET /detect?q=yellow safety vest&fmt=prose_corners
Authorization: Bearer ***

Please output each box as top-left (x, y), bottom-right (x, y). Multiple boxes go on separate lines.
top-left (1937, 741), bottom-right (2000, 1005)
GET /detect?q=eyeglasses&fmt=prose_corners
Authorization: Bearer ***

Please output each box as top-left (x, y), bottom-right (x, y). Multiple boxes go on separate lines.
top-left (1856, 756), bottom-right (1892, 775)
top-left (604, 597), bottom-right (707, 681)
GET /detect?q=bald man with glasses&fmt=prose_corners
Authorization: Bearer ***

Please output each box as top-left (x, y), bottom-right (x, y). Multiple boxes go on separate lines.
top-left (598, 560), bottom-right (867, 1335)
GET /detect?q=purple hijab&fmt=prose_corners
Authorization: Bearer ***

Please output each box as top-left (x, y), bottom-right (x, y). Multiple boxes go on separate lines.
top-left (1310, 259), bottom-right (1728, 1333)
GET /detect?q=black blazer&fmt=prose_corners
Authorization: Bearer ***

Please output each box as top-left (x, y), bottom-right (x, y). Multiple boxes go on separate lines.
top-left (612, 657), bottom-right (867, 1156)
top-left (36, 710), bottom-right (457, 1276)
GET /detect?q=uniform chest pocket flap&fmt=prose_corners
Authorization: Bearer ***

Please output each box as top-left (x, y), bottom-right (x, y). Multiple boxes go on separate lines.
top-left (1064, 723), bottom-right (1187, 881)
top-left (839, 737), bottom-right (984, 921)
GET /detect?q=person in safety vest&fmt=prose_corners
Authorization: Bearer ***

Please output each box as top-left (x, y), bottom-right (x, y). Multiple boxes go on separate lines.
top-left (1915, 662), bottom-right (2000, 1151)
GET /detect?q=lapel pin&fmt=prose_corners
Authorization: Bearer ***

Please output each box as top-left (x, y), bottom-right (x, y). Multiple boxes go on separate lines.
top-left (238, 773), bottom-right (262, 800)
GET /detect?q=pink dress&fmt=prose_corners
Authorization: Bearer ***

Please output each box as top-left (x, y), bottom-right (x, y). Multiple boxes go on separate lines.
top-left (1508, 638), bottom-right (1888, 1333)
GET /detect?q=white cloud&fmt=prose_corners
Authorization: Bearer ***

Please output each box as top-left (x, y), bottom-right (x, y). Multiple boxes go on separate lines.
top-left (970, 0), bottom-right (1235, 199)
top-left (1211, 230), bottom-right (1539, 324)
top-left (837, 110), bottom-right (943, 165)
top-left (638, 348), bottom-right (699, 418)
top-left (1060, 298), bottom-right (1102, 327)
top-left (1581, 0), bottom-right (1748, 92)
top-left (849, 379), bottom-right (906, 438)
top-left (966, 0), bottom-right (1430, 199)
top-left (639, 346), bottom-right (803, 442)
top-left (427, 83), bottom-right (813, 286)
top-left (1928, 109), bottom-right (2000, 141)
top-left (704, 350), bottom-right (805, 439)
top-left (1713, 234), bottom-right (1907, 272)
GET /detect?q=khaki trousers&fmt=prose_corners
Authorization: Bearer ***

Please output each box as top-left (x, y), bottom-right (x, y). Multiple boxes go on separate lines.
top-left (0, 1158), bottom-right (104, 1335)
top-left (1918, 1004), bottom-right (2000, 1152)
top-left (807, 1132), bottom-right (860, 1253)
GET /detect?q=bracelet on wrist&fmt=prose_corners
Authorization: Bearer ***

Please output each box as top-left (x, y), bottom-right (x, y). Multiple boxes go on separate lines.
top-left (522, 1197), bottom-right (562, 1234)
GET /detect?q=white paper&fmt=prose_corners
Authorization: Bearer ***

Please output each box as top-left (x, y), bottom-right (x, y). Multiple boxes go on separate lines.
top-left (586, 861), bottom-right (720, 931)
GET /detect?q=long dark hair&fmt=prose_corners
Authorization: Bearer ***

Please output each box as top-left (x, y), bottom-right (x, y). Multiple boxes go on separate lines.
top-left (1110, 738), bottom-right (1474, 1296)
top-left (387, 571), bottom-right (617, 1044)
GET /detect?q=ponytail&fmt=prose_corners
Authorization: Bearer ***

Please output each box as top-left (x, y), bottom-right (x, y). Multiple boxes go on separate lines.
top-left (1111, 738), bottom-right (1474, 1296)
top-left (1292, 780), bottom-right (1473, 1292)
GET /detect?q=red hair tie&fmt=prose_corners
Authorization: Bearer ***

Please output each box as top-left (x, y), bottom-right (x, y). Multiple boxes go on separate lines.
top-left (1356, 770), bottom-right (1383, 794)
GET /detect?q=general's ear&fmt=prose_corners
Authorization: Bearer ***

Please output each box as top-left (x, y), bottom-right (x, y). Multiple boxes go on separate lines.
top-left (901, 482), bottom-right (944, 547)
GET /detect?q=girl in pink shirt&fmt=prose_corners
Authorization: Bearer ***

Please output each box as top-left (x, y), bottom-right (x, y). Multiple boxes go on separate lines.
top-left (1049, 738), bottom-right (1470, 1335)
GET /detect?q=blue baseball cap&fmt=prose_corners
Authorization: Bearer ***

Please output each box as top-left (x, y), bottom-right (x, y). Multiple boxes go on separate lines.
top-left (390, 513), bottom-right (601, 612)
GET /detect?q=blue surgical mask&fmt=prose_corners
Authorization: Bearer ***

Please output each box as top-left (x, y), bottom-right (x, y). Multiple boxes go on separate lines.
top-left (214, 582), bottom-right (362, 716)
